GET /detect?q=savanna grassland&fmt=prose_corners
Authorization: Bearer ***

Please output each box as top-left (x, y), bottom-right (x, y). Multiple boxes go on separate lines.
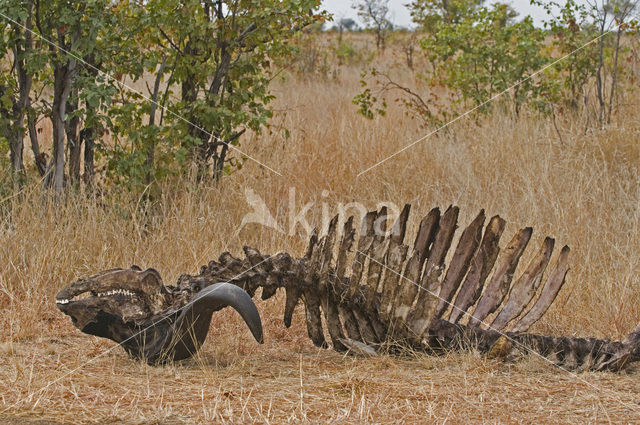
top-left (1, 32), bottom-right (640, 423)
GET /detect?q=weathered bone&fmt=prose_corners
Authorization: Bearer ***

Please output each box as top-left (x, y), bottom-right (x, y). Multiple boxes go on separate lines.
top-left (302, 235), bottom-right (328, 348)
top-left (379, 204), bottom-right (411, 320)
top-left (364, 207), bottom-right (389, 309)
top-left (434, 210), bottom-right (485, 320)
top-left (468, 227), bottom-right (532, 327)
top-left (407, 205), bottom-right (459, 338)
top-left (448, 215), bottom-right (505, 324)
top-left (511, 246), bottom-right (571, 333)
top-left (348, 210), bottom-right (377, 297)
top-left (391, 207), bottom-right (439, 324)
top-left (56, 205), bottom-right (640, 372)
top-left (490, 237), bottom-right (554, 331)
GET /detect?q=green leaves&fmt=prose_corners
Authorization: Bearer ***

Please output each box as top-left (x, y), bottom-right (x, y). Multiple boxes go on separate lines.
top-left (408, 0), bottom-right (484, 32)
top-left (353, 86), bottom-right (387, 120)
top-left (355, 0), bottom-right (614, 127)
top-left (130, 0), bottom-right (324, 181)
top-left (424, 3), bottom-right (550, 115)
top-left (0, 0), bottom-right (323, 190)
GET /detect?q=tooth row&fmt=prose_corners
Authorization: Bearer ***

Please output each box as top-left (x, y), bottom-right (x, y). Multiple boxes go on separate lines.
top-left (56, 289), bottom-right (136, 304)
top-left (97, 289), bottom-right (136, 297)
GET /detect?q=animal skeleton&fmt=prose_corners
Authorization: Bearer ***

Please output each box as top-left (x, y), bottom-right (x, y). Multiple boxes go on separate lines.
top-left (56, 205), bottom-right (640, 371)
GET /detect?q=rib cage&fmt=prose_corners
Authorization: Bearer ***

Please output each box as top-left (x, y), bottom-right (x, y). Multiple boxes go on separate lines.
top-left (185, 204), bottom-right (640, 371)
top-left (305, 204), bottom-right (569, 341)
top-left (338, 205), bottom-right (569, 334)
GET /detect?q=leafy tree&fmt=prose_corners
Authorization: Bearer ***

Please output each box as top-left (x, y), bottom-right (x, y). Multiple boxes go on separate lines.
top-left (334, 17), bottom-right (358, 43)
top-left (408, 0), bottom-right (485, 33)
top-left (353, 3), bottom-right (552, 125)
top-left (424, 3), bottom-right (547, 115)
top-left (532, 0), bottom-right (599, 111)
top-left (353, 0), bottom-right (392, 50)
top-left (1, 0), bottom-right (325, 194)
top-left (534, 0), bottom-right (637, 125)
top-left (583, 0), bottom-right (638, 124)
top-left (135, 0), bottom-right (325, 182)
top-left (606, 0), bottom-right (638, 122)
top-left (0, 0), bottom-right (45, 184)
top-left (31, 0), bottom-right (120, 193)
top-left (340, 18), bottom-right (358, 31)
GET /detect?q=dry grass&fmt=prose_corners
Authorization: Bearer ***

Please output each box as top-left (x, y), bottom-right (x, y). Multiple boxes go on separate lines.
top-left (1, 34), bottom-right (640, 423)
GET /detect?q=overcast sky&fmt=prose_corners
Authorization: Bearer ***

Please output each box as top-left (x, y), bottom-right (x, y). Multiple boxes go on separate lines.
top-left (320, 0), bottom-right (554, 28)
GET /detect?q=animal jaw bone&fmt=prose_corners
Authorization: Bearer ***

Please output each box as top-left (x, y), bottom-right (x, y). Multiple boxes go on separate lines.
top-left (56, 204), bottom-right (640, 371)
top-left (56, 268), bottom-right (263, 363)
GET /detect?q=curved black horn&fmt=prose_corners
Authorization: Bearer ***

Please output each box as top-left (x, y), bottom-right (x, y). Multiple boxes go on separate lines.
top-left (152, 283), bottom-right (263, 362)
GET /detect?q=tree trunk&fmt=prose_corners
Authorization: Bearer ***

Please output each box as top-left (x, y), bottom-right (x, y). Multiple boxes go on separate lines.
top-left (27, 104), bottom-right (46, 176)
top-left (51, 59), bottom-right (76, 193)
top-left (146, 56), bottom-right (167, 184)
top-left (11, 48), bottom-right (30, 175)
top-left (80, 128), bottom-right (94, 185)
top-left (595, 12), bottom-right (607, 127)
top-left (77, 52), bottom-right (103, 187)
top-left (2, 11), bottom-right (35, 183)
top-left (65, 92), bottom-right (82, 184)
top-left (607, 29), bottom-right (622, 124)
top-left (212, 129), bottom-right (244, 181)
top-left (206, 50), bottom-right (233, 180)
top-left (7, 128), bottom-right (25, 176)
top-left (181, 76), bottom-right (208, 176)
top-left (212, 142), bottom-right (228, 181)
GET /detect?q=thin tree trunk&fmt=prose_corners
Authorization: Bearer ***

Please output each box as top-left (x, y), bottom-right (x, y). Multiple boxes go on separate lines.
top-left (51, 59), bottom-right (76, 193)
top-left (7, 128), bottom-right (25, 177)
top-left (11, 53), bottom-right (30, 175)
top-left (65, 92), bottom-right (82, 184)
top-left (27, 106), bottom-right (45, 176)
top-left (607, 29), bottom-right (622, 124)
top-left (212, 129), bottom-right (244, 181)
top-left (77, 52), bottom-right (104, 187)
top-left (213, 142), bottom-right (228, 182)
top-left (3, 8), bottom-right (35, 182)
top-left (158, 70), bottom-right (174, 127)
top-left (203, 48), bottom-right (233, 179)
top-left (181, 69), bottom-right (207, 177)
top-left (145, 56), bottom-right (167, 185)
top-left (595, 10), bottom-right (607, 127)
top-left (405, 43), bottom-right (414, 70)
top-left (80, 128), bottom-right (94, 185)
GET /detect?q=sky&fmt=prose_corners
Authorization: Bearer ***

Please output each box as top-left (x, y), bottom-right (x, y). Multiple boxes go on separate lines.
top-left (321, 0), bottom-right (555, 28)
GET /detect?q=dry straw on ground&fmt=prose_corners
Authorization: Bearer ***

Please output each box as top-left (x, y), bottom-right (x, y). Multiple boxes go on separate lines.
top-left (1, 36), bottom-right (640, 423)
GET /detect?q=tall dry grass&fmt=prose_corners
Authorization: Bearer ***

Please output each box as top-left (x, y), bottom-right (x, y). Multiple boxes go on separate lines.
top-left (1, 35), bottom-right (640, 423)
